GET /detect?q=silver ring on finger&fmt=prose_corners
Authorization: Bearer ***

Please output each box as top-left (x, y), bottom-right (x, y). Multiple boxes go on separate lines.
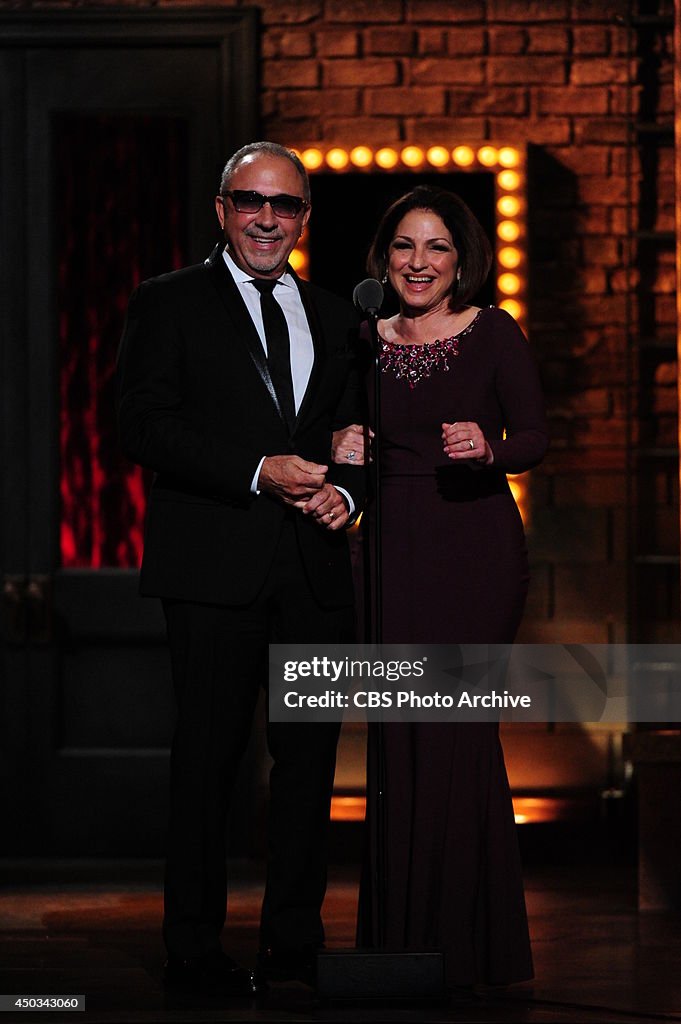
top-left (347, 450), bottom-right (356, 461)
top-left (327, 511), bottom-right (335, 521)
top-left (468, 438), bottom-right (475, 450)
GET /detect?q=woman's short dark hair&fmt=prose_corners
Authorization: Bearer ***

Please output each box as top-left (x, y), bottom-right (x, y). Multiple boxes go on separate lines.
top-left (367, 185), bottom-right (493, 310)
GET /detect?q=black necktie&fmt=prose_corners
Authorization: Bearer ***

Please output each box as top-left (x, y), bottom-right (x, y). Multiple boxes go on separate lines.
top-left (251, 279), bottom-right (296, 431)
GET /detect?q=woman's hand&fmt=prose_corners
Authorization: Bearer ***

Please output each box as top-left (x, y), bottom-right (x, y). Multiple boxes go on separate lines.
top-left (442, 421), bottom-right (494, 464)
top-left (331, 423), bottom-right (373, 465)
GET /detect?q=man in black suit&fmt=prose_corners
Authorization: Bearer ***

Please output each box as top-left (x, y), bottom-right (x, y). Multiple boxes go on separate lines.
top-left (117, 142), bottom-right (364, 995)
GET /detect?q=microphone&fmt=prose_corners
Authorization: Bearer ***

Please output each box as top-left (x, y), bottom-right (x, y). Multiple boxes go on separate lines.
top-left (353, 278), bottom-right (384, 318)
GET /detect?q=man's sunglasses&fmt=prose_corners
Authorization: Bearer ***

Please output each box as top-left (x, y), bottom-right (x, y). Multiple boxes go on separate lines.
top-left (223, 190), bottom-right (309, 220)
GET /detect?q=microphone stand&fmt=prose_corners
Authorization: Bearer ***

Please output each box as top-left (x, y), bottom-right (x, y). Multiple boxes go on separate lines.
top-left (316, 284), bottom-right (444, 1003)
top-left (363, 307), bottom-right (382, 647)
top-left (361, 305), bottom-right (386, 946)
top-left (360, 291), bottom-right (444, 998)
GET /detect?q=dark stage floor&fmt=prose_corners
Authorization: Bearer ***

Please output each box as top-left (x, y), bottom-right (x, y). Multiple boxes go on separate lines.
top-left (1, 845), bottom-right (680, 1024)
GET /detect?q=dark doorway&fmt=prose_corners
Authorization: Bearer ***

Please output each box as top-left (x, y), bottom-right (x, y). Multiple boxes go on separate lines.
top-left (0, 10), bottom-right (257, 855)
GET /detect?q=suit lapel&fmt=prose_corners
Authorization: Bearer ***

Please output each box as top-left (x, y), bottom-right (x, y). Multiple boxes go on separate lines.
top-left (290, 269), bottom-right (326, 430)
top-left (204, 244), bottom-right (286, 426)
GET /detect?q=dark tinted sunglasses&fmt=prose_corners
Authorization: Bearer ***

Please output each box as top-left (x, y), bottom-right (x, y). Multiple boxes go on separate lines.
top-left (223, 190), bottom-right (309, 219)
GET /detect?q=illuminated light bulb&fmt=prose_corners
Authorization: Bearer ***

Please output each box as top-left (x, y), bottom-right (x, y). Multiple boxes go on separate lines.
top-left (375, 147), bottom-right (399, 169)
top-left (498, 146), bottom-right (520, 168)
top-left (477, 145), bottom-right (499, 167)
top-left (498, 169), bottom-right (521, 191)
top-left (498, 246), bottom-right (522, 269)
top-left (289, 248), bottom-right (307, 272)
top-left (497, 195), bottom-right (521, 217)
top-left (426, 145), bottom-right (449, 167)
top-left (350, 145), bottom-right (373, 167)
top-left (452, 145), bottom-right (475, 166)
top-left (326, 147), bottom-right (349, 170)
top-left (498, 273), bottom-right (521, 295)
top-left (301, 148), bottom-right (324, 170)
top-left (498, 219), bottom-right (520, 242)
top-left (401, 145), bottom-right (425, 167)
top-left (499, 298), bottom-right (523, 319)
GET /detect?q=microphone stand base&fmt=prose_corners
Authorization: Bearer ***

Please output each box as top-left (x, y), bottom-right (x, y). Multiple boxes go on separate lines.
top-left (316, 949), bottom-right (445, 1002)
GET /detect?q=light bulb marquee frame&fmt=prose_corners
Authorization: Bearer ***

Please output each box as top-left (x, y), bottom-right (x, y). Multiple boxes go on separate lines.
top-left (289, 142), bottom-right (528, 334)
top-left (289, 142), bottom-right (530, 525)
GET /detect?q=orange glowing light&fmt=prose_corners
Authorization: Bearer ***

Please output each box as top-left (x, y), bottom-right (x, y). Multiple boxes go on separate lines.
top-left (350, 145), bottom-right (373, 168)
top-left (498, 273), bottom-right (521, 295)
top-left (426, 145), bottom-right (450, 167)
top-left (499, 298), bottom-right (523, 320)
top-left (289, 248), bottom-right (306, 272)
top-left (477, 145), bottom-right (499, 167)
top-left (512, 796), bottom-right (582, 825)
top-left (497, 195), bottom-right (521, 217)
top-left (301, 147), bottom-right (324, 170)
top-left (508, 476), bottom-right (527, 526)
top-left (498, 146), bottom-right (521, 168)
top-left (498, 246), bottom-right (522, 269)
top-left (452, 145), bottom-right (475, 166)
top-left (326, 147), bottom-right (349, 170)
top-left (375, 147), bottom-right (399, 169)
top-left (498, 169), bottom-right (521, 191)
top-left (401, 145), bottom-right (425, 167)
top-left (330, 795), bottom-right (366, 821)
top-left (498, 220), bottom-right (521, 242)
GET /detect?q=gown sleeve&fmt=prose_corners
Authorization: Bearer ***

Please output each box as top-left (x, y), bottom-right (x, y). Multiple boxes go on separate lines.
top-left (486, 308), bottom-right (549, 473)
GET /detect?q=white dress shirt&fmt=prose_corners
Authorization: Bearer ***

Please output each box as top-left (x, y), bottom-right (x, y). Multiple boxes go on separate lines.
top-left (222, 250), bottom-right (314, 413)
top-left (222, 249), bottom-right (354, 515)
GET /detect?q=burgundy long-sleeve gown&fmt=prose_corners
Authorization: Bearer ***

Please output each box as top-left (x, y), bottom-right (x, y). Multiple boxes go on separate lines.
top-left (357, 306), bottom-right (548, 987)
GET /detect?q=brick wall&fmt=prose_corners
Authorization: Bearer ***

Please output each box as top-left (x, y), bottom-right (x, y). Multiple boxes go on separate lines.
top-left (253, 0), bottom-right (674, 643)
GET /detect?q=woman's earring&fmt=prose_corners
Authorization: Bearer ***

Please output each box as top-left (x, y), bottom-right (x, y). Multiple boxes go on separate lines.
top-left (381, 272), bottom-right (388, 285)
top-left (456, 267), bottom-right (462, 281)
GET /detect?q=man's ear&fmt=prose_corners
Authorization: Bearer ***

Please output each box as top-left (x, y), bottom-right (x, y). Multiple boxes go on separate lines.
top-left (215, 195), bottom-right (226, 230)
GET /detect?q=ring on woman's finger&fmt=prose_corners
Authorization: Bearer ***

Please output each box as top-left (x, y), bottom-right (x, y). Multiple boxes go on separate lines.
top-left (327, 511), bottom-right (335, 520)
top-left (467, 439), bottom-right (475, 450)
top-left (347, 450), bottom-right (356, 461)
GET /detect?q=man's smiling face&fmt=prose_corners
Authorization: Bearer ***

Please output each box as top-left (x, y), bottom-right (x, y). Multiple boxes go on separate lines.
top-left (215, 153), bottom-right (310, 280)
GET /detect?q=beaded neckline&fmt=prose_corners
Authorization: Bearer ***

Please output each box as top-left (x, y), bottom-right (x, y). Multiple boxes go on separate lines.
top-left (380, 307), bottom-right (485, 389)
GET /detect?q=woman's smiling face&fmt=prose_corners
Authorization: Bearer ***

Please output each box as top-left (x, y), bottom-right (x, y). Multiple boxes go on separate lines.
top-left (387, 208), bottom-right (459, 314)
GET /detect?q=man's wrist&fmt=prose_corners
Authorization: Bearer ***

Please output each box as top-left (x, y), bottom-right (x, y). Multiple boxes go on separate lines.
top-left (334, 485), bottom-right (355, 518)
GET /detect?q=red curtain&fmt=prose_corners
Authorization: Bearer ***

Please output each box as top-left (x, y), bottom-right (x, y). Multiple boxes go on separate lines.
top-left (56, 115), bottom-right (188, 567)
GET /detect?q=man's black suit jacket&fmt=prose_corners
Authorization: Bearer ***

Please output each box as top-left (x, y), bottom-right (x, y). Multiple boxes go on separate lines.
top-left (117, 245), bottom-right (365, 608)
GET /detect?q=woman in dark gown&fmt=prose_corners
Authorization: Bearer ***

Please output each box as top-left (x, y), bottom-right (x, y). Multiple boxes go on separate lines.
top-left (334, 186), bottom-right (548, 989)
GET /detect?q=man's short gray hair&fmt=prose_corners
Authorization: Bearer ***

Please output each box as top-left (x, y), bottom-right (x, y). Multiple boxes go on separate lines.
top-left (219, 141), bottom-right (311, 203)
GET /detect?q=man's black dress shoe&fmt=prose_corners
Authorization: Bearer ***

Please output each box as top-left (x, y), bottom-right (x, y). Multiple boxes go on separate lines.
top-left (163, 950), bottom-right (256, 996)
